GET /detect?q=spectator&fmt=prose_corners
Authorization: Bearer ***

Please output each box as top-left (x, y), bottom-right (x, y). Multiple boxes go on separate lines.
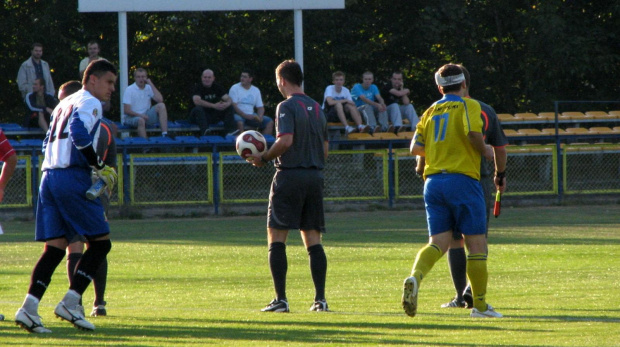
top-left (322, 71), bottom-right (370, 135)
top-left (381, 71), bottom-right (419, 131)
top-left (229, 69), bottom-right (273, 136)
top-left (189, 69), bottom-right (234, 136)
top-left (17, 43), bottom-right (55, 99)
top-left (79, 41), bottom-right (104, 78)
top-left (24, 78), bottom-right (58, 132)
top-left (351, 71), bottom-right (394, 133)
top-left (122, 68), bottom-right (170, 139)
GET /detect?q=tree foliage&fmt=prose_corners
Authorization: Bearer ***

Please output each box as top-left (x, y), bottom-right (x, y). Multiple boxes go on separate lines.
top-left (1, 0), bottom-right (619, 124)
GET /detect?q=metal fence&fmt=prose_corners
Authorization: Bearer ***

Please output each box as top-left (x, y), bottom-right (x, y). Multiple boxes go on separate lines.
top-left (2, 141), bottom-right (619, 212)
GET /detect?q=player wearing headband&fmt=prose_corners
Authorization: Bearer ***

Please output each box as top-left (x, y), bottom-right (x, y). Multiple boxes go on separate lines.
top-left (401, 63), bottom-right (502, 318)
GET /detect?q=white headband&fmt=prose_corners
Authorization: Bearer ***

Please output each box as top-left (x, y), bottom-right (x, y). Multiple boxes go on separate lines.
top-left (435, 72), bottom-right (465, 87)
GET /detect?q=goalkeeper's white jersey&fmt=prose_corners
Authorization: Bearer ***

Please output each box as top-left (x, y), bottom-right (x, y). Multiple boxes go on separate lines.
top-left (41, 89), bottom-right (102, 171)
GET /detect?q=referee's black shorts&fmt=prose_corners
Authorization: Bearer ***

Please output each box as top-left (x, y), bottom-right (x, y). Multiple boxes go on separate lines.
top-left (268, 168), bottom-right (326, 232)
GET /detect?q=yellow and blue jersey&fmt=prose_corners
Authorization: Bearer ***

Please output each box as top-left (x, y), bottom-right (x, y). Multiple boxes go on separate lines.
top-left (414, 94), bottom-right (483, 180)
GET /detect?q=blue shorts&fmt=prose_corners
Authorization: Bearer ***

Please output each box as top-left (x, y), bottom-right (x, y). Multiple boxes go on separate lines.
top-left (36, 168), bottom-right (110, 242)
top-left (233, 114), bottom-right (272, 130)
top-left (423, 173), bottom-right (486, 237)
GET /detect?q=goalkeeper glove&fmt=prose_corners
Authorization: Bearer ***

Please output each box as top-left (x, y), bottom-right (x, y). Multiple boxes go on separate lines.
top-left (96, 165), bottom-right (117, 189)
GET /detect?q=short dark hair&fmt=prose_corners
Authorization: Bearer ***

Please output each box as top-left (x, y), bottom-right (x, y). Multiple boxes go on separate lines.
top-left (241, 68), bottom-right (254, 78)
top-left (332, 71), bottom-right (345, 80)
top-left (87, 40), bottom-right (99, 47)
top-left (276, 60), bottom-right (303, 87)
top-left (34, 78), bottom-right (46, 90)
top-left (59, 80), bottom-right (82, 100)
top-left (32, 43), bottom-right (43, 50)
top-left (437, 64), bottom-right (463, 93)
top-left (458, 64), bottom-right (471, 89)
top-left (82, 59), bottom-right (117, 85)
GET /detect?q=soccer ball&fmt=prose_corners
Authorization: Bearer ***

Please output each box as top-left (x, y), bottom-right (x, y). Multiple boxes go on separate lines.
top-left (236, 130), bottom-right (267, 159)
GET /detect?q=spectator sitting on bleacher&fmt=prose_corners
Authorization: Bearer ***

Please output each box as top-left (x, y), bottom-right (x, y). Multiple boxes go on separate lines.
top-left (189, 69), bottom-right (235, 136)
top-left (322, 71), bottom-right (370, 135)
top-left (381, 71), bottom-right (418, 132)
top-left (229, 69), bottom-right (273, 136)
top-left (24, 78), bottom-right (58, 132)
top-left (351, 71), bottom-right (393, 133)
top-left (122, 68), bottom-right (170, 139)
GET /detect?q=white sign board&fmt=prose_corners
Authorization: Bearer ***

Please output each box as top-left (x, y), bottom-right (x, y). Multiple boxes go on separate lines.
top-left (78, 0), bottom-right (344, 12)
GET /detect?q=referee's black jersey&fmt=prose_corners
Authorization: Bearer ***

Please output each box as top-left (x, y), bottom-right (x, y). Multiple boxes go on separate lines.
top-left (274, 93), bottom-right (328, 169)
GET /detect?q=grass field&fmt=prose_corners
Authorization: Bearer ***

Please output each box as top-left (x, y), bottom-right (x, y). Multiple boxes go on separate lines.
top-left (1, 204), bottom-right (619, 346)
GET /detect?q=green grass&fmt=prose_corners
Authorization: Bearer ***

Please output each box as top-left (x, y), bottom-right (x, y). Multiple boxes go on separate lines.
top-left (1, 205), bottom-right (619, 346)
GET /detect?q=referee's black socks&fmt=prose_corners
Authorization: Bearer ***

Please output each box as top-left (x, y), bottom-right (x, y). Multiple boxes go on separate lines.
top-left (269, 242), bottom-right (288, 301)
top-left (307, 244), bottom-right (327, 302)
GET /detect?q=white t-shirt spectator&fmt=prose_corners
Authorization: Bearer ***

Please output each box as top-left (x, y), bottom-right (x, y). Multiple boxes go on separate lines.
top-left (322, 85), bottom-right (353, 109)
top-left (122, 83), bottom-right (154, 124)
top-left (229, 82), bottom-right (263, 115)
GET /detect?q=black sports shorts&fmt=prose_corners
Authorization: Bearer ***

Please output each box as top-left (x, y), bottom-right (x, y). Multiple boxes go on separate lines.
top-left (268, 168), bottom-right (326, 232)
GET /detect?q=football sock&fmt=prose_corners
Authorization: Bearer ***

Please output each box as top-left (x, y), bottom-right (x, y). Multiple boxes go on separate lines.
top-left (67, 252), bottom-right (84, 306)
top-left (268, 242), bottom-right (287, 301)
top-left (67, 252), bottom-right (82, 286)
top-left (307, 244), bottom-right (327, 301)
top-left (411, 243), bottom-right (443, 284)
top-left (447, 247), bottom-right (467, 299)
top-left (466, 253), bottom-right (488, 312)
top-left (71, 239), bottom-right (112, 295)
top-left (93, 258), bottom-right (108, 306)
top-left (28, 244), bottom-right (66, 300)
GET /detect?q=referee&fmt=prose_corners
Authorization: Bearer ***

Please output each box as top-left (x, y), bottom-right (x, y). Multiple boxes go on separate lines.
top-left (250, 60), bottom-right (330, 312)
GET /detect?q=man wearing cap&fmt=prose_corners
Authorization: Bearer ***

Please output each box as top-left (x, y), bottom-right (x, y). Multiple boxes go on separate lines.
top-left (401, 63), bottom-right (502, 319)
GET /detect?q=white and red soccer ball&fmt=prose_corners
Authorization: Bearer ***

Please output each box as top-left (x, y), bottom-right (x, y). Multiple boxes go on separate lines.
top-left (236, 130), bottom-right (267, 159)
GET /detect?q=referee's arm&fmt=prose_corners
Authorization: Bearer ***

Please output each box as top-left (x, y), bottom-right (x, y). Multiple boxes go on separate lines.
top-left (250, 134), bottom-right (293, 167)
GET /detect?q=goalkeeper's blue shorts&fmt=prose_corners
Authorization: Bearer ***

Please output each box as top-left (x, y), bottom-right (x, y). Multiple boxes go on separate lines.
top-left (36, 167), bottom-right (110, 242)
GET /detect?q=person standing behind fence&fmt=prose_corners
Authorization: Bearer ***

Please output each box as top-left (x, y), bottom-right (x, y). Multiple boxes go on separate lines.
top-left (403, 63), bottom-right (502, 319)
top-left (249, 59), bottom-right (330, 313)
top-left (17, 43), bottom-right (55, 99)
top-left (79, 41), bottom-right (104, 78)
top-left (15, 59), bottom-right (118, 333)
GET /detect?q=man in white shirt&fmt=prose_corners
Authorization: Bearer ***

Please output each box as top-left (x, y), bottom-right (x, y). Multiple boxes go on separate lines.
top-left (79, 41), bottom-right (104, 78)
top-left (229, 69), bottom-right (273, 136)
top-left (122, 68), bottom-right (169, 139)
top-left (323, 71), bottom-right (370, 135)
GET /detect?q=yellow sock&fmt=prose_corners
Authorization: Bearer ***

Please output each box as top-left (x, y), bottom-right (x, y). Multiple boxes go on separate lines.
top-left (467, 253), bottom-right (488, 312)
top-left (411, 243), bottom-right (443, 284)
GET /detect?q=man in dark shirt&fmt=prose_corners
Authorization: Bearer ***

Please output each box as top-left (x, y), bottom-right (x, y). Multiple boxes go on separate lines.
top-left (250, 59), bottom-right (330, 313)
top-left (381, 71), bottom-right (418, 131)
top-left (189, 69), bottom-right (234, 135)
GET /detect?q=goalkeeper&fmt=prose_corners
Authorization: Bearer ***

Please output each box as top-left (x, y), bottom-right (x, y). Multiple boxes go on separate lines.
top-left (15, 59), bottom-right (118, 333)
